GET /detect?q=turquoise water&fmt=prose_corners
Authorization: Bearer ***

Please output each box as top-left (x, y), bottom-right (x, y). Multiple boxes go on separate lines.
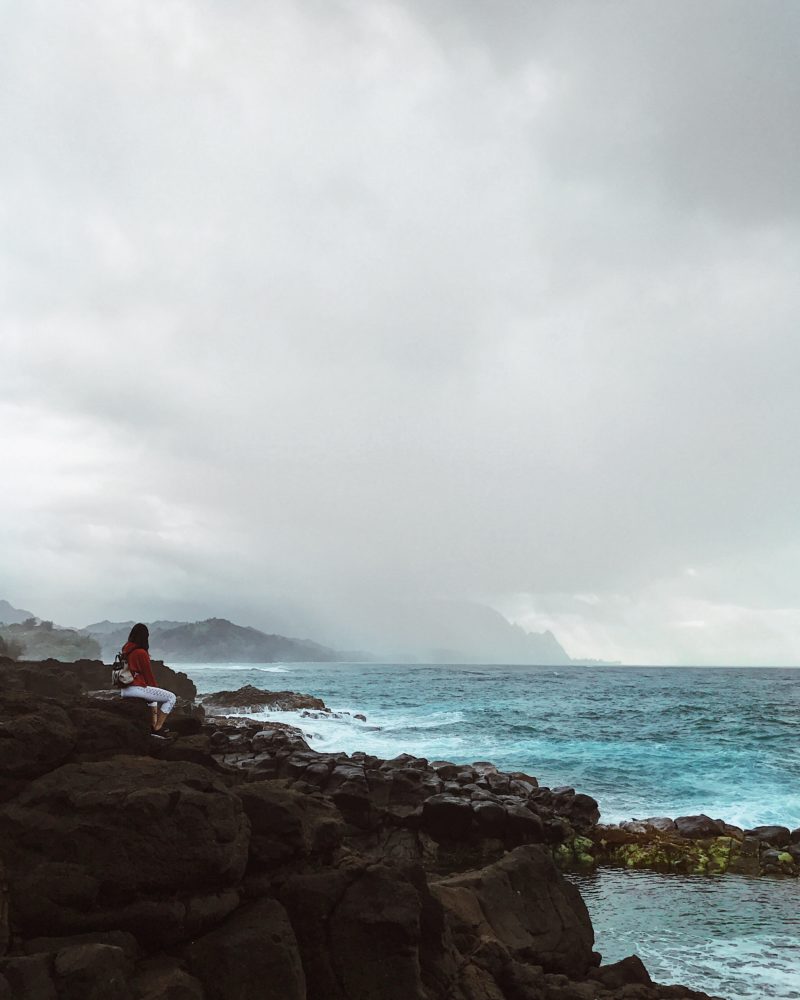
top-left (184, 661), bottom-right (800, 1000)
top-left (188, 662), bottom-right (800, 828)
top-left (570, 870), bottom-right (800, 1000)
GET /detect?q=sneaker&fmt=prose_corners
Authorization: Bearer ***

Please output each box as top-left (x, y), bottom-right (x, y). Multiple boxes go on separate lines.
top-left (150, 729), bottom-right (170, 740)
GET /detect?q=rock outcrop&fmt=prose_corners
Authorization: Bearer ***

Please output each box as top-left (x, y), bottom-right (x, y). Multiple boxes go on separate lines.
top-left (201, 685), bottom-right (328, 712)
top-left (0, 660), bottom-right (723, 999)
top-left (2, 655), bottom-right (196, 702)
top-left (572, 816), bottom-right (800, 877)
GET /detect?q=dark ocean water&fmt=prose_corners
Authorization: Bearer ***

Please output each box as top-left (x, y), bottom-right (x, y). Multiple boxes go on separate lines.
top-left (183, 662), bottom-right (800, 999)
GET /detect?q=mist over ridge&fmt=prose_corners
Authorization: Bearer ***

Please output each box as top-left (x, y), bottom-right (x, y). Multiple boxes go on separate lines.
top-left (2, 596), bottom-right (577, 666)
top-left (2, 2), bottom-right (799, 665)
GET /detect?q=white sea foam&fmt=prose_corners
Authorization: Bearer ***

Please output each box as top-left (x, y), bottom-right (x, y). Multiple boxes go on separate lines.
top-left (178, 662), bottom-right (292, 673)
top-left (235, 705), bottom-right (470, 760)
top-left (573, 869), bottom-right (800, 1000)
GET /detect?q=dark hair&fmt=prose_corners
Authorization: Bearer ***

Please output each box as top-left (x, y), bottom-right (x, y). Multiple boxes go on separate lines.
top-left (128, 622), bottom-right (149, 650)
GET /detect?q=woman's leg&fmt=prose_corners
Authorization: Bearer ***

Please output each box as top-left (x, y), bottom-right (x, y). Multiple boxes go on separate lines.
top-left (121, 685), bottom-right (177, 729)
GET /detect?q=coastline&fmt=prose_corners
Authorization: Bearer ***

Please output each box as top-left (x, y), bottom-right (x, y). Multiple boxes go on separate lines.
top-left (1, 656), bottom-right (793, 999)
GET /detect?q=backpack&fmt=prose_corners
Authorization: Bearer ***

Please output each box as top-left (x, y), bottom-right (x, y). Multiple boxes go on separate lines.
top-left (111, 649), bottom-right (135, 687)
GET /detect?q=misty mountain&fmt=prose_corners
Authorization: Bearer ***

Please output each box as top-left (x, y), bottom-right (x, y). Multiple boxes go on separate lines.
top-left (261, 599), bottom-right (573, 665)
top-left (82, 617), bottom-right (343, 663)
top-left (0, 619), bottom-right (101, 661)
top-left (0, 599), bottom-right (35, 625)
top-left (83, 619), bottom-right (185, 638)
top-left (9, 596), bottom-right (577, 665)
top-left (379, 600), bottom-right (572, 664)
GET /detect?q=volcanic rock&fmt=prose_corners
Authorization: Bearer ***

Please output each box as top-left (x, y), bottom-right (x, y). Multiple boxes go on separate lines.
top-left (590, 954), bottom-right (653, 989)
top-left (432, 844), bottom-right (595, 978)
top-left (745, 824), bottom-right (791, 846)
top-left (202, 685), bottom-right (328, 712)
top-left (0, 758), bottom-right (249, 942)
top-left (0, 660), bottom-right (733, 999)
top-left (187, 899), bottom-right (305, 1000)
top-left (674, 815), bottom-right (724, 838)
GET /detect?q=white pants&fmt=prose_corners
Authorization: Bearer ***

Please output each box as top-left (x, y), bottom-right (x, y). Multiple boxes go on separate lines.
top-left (121, 684), bottom-right (176, 715)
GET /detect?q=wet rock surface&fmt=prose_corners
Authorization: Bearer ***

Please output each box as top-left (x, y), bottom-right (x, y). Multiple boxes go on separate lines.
top-left (201, 685), bottom-right (328, 712)
top-left (579, 813), bottom-right (800, 877)
top-left (0, 660), bottom-right (725, 999)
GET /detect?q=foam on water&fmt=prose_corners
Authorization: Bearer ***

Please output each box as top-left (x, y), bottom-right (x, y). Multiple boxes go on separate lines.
top-left (235, 705), bottom-right (470, 759)
top-left (188, 661), bottom-right (800, 1000)
top-left (178, 662), bottom-right (291, 673)
top-left (570, 869), bottom-right (800, 1000)
top-left (191, 661), bottom-right (800, 827)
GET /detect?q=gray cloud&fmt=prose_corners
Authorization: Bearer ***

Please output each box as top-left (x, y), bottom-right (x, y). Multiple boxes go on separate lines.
top-left (2, 0), bottom-right (799, 663)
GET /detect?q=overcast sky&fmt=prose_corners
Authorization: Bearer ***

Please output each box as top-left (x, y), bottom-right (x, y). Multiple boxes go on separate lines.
top-left (2, 0), bottom-right (799, 664)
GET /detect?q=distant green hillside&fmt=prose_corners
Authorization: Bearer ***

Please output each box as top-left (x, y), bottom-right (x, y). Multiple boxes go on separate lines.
top-left (84, 617), bottom-right (341, 663)
top-left (0, 619), bottom-right (101, 661)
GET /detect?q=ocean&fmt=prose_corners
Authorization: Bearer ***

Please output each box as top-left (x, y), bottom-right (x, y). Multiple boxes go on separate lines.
top-left (184, 662), bottom-right (800, 1000)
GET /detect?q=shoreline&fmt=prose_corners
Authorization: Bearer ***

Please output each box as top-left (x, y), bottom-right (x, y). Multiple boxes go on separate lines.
top-left (196, 695), bottom-right (800, 881)
top-left (1, 655), bottom-right (788, 999)
top-left (187, 659), bottom-right (800, 835)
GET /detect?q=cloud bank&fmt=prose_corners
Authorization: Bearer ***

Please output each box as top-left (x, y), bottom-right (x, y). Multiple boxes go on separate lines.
top-left (2, 1), bottom-right (799, 663)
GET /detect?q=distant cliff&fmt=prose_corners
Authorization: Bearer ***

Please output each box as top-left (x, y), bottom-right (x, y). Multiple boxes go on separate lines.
top-left (0, 599), bottom-right (35, 625)
top-left (83, 617), bottom-right (342, 663)
top-left (0, 619), bottom-right (101, 661)
top-left (306, 599), bottom-right (574, 665)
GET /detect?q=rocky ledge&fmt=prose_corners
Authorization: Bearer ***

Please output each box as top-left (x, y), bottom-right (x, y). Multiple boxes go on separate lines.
top-left (201, 684), bottom-right (329, 713)
top-left (0, 662), bottom-right (723, 999)
top-left (579, 815), bottom-right (800, 877)
top-left (198, 686), bottom-right (800, 879)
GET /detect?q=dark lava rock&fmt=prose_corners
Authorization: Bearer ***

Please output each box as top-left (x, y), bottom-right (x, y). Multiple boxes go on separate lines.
top-left (420, 794), bottom-right (474, 840)
top-left (53, 942), bottom-right (134, 1000)
top-left (505, 804), bottom-right (545, 844)
top-left (0, 659), bottom-right (733, 1000)
top-left (472, 800), bottom-right (507, 835)
top-left (674, 814), bottom-right (724, 838)
top-left (745, 825), bottom-right (791, 846)
top-left (202, 685), bottom-right (327, 712)
top-left (591, 954), bottom-right (653, 989)
top-left (433, 844), bottom-right (595, 978)
top-left (0, 953), bottom-right (57, 1000)
top-left (187, 898), bottom-right (305, 1000)
top-left (640, 817), bottom-right (677, 832)
top-left (0, 758), bottom-right (249, 942)
top-left (0, 691), bottom-right (78, 789)
top-left (10, 658), bottom-right (196, 702)
top-left (130, 958), bottom-right (205, 1000)
top-left (326, 865), bottom-right (434, 1000)
top-left (235, 781), bottom-right (343, 868)
top-left (564, 792), bottom-right (600, 830)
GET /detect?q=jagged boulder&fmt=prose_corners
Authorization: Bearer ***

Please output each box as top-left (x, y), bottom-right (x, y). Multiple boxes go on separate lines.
top-left (746, 825), bottom-right (791, 846)
top-left (0, 758), bottom-right (249, 943)
top-left (277, 861), bottom-right (445, 1000)
top-left (131, 957), bottom-right (205, 1000)
top-left (674, 815), bottom-right (723, 838)
top-left (6, 658), bottom-right (196, 702)
top-left (187, 898), bottom-right (305, 1000)
top-left (235, 781), bottom-right (343, 869)
top-left (432, 844), bottom-right (595, 978)
top-left (0, 691), bottom-right (80, 802)
top-left (202, 685), bottom-right (327, 712)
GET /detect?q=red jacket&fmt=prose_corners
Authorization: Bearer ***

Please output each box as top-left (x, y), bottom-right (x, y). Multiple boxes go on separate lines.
top-left (122, 641), bottom-right (156, 687)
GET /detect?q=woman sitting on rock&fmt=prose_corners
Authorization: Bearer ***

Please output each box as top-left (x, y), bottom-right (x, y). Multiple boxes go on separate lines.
top-left (120, 623), bottom-right (176, 740)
